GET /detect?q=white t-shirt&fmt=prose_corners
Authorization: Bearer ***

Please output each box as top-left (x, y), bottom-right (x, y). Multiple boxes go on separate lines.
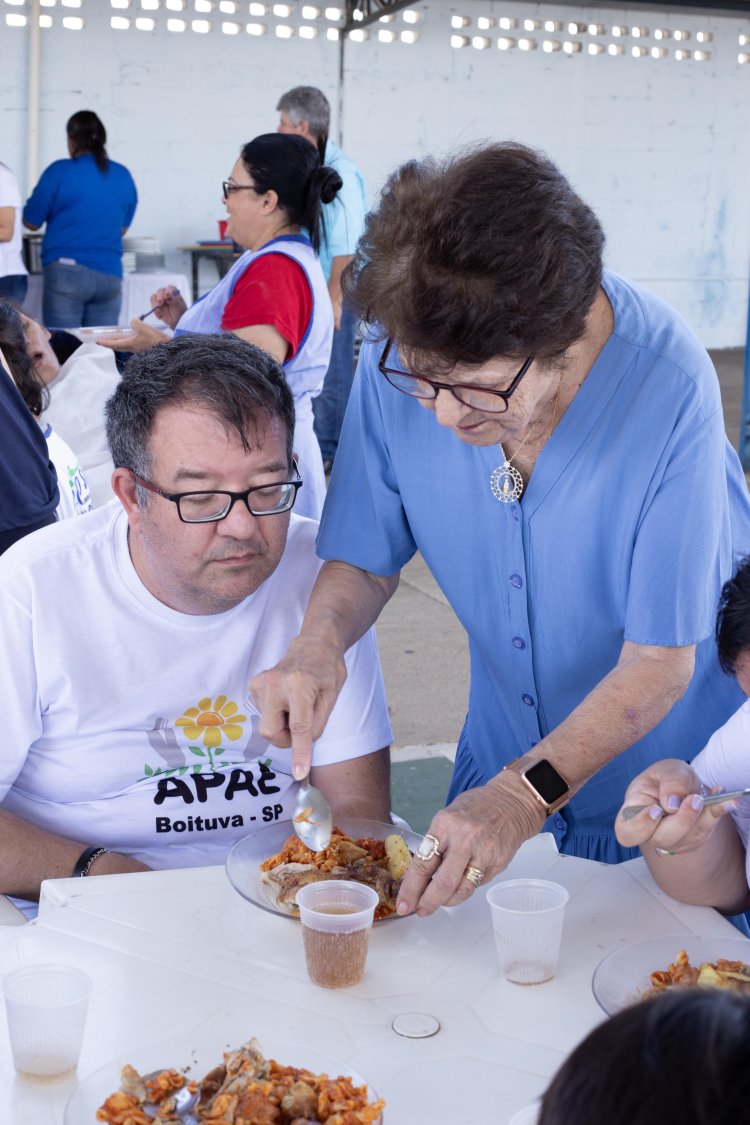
top-left (0, 505), bottom-right (392, 895)
top-left (692, 700), bottom-right (750, 891)
top-left (40, 340), bottom-right (120, 508)
top-left (42, 421), bottom-right (92, 518)
top-left (0, 163), bottom-right (27, 279)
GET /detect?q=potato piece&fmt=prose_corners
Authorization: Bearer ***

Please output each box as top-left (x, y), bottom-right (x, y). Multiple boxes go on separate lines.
top-left (697, 964), bottom-right (726, 989)
top-left (385, 834), bottom-right (411, 880)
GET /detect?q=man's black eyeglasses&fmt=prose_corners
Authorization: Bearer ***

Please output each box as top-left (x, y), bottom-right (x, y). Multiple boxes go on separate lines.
top-left (129, 465), bottom-right (303, 523)
top-left (222, 180), bottom-right (260, 201)
top-left (378, 339), bottom-right (534, 414)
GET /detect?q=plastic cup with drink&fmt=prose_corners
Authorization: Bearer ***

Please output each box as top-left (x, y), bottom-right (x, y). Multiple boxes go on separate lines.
top-left (296, 880), bottom-right (379, 989)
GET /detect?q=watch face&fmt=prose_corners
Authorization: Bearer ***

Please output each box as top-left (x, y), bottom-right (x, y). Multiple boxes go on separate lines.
top-left (524, 759), bottom-right (568, 804)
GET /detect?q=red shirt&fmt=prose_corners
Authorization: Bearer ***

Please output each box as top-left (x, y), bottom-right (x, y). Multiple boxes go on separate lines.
top-left (221, 252), bottom-right (313, 359)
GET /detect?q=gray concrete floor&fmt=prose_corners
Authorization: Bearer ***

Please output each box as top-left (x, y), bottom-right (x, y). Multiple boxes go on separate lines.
top-left (378, 348), bottom-right (747, 762)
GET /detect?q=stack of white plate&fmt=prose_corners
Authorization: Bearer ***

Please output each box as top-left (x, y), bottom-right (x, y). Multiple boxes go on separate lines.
top-left (122, 235), bottom-right (161, 254)
top-left (135, 252), bottom-right (165, 271)
top-left (122, 236), bottom-right (163, 273)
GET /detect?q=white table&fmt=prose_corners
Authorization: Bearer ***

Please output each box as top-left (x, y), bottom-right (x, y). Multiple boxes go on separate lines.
top-left (22, 271), bottom-right (191, 327)
top-left (0, 836), bottom-right (739, 1125)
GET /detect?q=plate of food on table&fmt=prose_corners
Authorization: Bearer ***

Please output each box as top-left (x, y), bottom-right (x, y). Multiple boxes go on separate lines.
top-left (226, 817), bottom-right (421, 922)
top-left (592, 933), bottom-right (750, 1015)
top-left (66, 1035), bottom-right (384, 1124)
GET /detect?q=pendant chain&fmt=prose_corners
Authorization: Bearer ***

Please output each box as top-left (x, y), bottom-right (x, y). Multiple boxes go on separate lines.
top-left (490, 369), bottom-right (565, 504)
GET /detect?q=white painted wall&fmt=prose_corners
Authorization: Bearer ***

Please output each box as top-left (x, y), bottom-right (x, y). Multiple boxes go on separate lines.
top-left (1, 1), bottom-right (748, 346)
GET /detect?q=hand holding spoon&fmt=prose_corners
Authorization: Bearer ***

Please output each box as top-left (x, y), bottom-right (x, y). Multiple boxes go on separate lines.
top-left (239, 692), bottom-right (333, 852)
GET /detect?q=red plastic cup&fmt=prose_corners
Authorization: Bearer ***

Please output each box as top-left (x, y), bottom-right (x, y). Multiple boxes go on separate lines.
top-left (218, 220), bottom-right (228, 240)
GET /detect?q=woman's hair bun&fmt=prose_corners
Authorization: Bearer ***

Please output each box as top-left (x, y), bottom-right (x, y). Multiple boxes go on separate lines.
top-left (316, 166), bottom-right (343, 205)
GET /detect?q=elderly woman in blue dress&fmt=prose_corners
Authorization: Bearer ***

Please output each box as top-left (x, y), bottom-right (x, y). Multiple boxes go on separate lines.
top-left (100, 134), bottom-right (341, 520)
top-left (250, 141), bottom-right (750, 916)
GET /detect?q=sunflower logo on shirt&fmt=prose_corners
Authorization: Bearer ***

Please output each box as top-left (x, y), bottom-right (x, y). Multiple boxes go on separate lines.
top-left (137, 690), bottom-right (284, 822)
top-left (175, 695), bottom-right (247, 748)
top-left (138, 694), bottom-right (254, 783)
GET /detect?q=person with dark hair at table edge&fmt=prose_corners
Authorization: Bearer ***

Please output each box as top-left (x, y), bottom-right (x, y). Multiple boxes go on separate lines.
top-left (249, 141), bottom-right (750, 921)
top-left (1, 300), bottom-right (119, 508)
top-left (277, 85), bottom-right (368, 473)
top-left (23, 110), bottom-right (137, 328)
top-left (100, 133), bottom-right (341, 519)
top-left (537, 990), bottom-right (750, 1125)
top-left (0, 341), bottom-right (59, 556)
top-left (0, 301), bottom-right (91, 519)
top-left (616, 555), bottom-right (750, 919)
top-left (0, 333), bottom-right (391, 920)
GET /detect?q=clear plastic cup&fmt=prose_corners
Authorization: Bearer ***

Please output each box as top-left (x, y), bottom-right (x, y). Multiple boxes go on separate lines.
top-left (486, 878), bottom-right (569, 985)
top-left (2, 963), bottom-right (92, 1079)
top-left (296, 879), bottom-right (379, 989)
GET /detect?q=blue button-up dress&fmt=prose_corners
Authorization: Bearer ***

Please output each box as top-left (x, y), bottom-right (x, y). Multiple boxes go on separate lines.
top-left (317, 271), bottom-right (750, 862)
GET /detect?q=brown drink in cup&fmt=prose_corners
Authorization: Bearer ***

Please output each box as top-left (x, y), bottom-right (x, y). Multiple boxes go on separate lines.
top-left (296, 880), bottom-right (379, 989)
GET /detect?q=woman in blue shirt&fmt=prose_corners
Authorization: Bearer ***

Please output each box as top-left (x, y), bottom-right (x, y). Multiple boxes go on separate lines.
top-left (23, 111), bottom-right (137, 329)
top-left (249, 142), bottom-right (750, 917)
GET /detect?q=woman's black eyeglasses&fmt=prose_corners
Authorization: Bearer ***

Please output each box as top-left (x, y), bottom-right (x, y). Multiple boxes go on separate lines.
top-left (222, 181), bottom-right (260, 201)
top-left (129, 465), bottom-right (303, 524)
top-left (378, 339), bottom-right (534, 414)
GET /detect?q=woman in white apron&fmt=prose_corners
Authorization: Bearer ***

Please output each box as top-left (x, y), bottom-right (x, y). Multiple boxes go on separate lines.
top-left (100, 134), bottom-right (342, 519)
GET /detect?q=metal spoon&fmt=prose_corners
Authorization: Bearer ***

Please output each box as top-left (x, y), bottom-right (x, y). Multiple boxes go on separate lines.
top-left (291, 772), bottom-right (333, 851)
top-left (142, 1071), bottom-right (199, 1122)
top-left (621, 786), bottom-right (750, 821)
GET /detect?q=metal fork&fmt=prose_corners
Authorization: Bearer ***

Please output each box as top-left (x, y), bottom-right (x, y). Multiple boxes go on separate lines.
top-left (621, 786), bottom-right (750, 821)
top-left (142, 1070), bottom-right (199, 1122)
top-left (138, 288), bottom-right (181, 321)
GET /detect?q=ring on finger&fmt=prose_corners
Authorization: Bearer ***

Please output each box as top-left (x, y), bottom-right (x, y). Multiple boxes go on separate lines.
top-left (654, 846), bottom-right (679, 857)
top-left (463, 865), bottom-right (485, 888)
top-left (416, 834), bottom-right (442, 861)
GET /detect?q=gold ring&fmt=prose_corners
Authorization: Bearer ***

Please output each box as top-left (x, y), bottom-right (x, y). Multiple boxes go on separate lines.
top-left (416, 834), bottom-right (441, 861)
top-left (463, 865), bottom-right (485, 887)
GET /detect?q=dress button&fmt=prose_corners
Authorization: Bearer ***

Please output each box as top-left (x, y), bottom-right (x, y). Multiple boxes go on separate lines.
top-left (555, 817), bottom-right (566, 831)
top-left (522, 693), bottom-right (535, 706)
top-left (512, 636), bottom-right (526, 650)
top-left (510, 573), bottom-right (523, 589)
top-left (511, 506), bottom-right (519, 521)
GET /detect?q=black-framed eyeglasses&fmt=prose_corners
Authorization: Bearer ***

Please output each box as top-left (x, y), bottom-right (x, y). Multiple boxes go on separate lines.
top-left (222, 180), bottom-right (260, 201)
top-left (129, 463), bottom-right (303, 523)
top-left (378, 338), bottom-right (534, 414)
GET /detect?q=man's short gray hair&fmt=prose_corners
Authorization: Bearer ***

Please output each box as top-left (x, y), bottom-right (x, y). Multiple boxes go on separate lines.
top-left (277, 86), bottom-right (330, 140)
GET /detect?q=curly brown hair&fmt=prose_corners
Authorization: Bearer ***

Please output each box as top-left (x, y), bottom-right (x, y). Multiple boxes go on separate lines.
top-left (345, 142), bottom-right (605, 372)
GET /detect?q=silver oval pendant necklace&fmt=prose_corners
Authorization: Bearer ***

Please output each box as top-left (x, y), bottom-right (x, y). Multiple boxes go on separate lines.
top-left (490, 369), bottom-right (564, 504)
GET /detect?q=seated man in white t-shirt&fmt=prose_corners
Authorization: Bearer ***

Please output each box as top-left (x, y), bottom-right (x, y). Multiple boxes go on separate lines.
top-left (615, 557), bottom-right (750, 917)
top-left (0, 333), bottom-right (392, 915)
top-left (20, 310), bottom-right (121, 507)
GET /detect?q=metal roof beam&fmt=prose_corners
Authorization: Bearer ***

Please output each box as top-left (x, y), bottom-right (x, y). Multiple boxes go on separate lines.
top-left (343, 0), bottom-right (415, 33)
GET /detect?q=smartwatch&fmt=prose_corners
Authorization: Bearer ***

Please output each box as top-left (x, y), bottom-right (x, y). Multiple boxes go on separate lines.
top-left (504, 757), bottom-right (570, 815)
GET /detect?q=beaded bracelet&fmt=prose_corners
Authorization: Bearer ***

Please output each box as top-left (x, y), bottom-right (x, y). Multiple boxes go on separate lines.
top-left (72, 846), bottom-right (111, 878)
